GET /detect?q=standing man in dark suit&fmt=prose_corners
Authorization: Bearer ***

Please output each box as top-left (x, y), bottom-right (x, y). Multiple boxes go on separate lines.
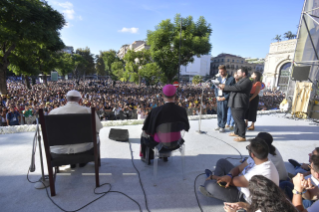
top-left (214, 65), bottom-right (235, 132)
top-left (219, 68), bottom-right (252, 141)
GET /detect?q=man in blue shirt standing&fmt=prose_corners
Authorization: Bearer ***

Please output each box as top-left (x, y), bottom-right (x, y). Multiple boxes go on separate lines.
top-left (6, 106), bottom-right (20, 126)
top-left (214, 65), bottom-right (235, 133)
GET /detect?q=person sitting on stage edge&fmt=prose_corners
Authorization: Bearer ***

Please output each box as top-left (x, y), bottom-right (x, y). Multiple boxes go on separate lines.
top-left (199, 138), bottom-right (279, 203)
top-left (49, 90), bottom-right (103, 168)
top-left (223, 175), bottom-right (298, 212)
top-left (288, 147), bottom-right (319, 177)
top-left (140, 84), bottom-right (190, 164)
top-left (219, 68), bottom-right (252, 142)
top-left (214, 65), bottom-right (235, 133)
top-left (256, 132), bottom-right (288, 182)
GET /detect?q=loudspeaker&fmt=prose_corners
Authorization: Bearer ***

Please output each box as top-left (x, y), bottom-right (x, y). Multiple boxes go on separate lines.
top-left (292, 65), bottom-right (311, 81)
top-left (109, 128), bottom-right (129, 142)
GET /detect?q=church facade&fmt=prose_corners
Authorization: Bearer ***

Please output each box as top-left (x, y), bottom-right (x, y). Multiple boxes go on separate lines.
top-left (263, 39), bottom-right (297, 91)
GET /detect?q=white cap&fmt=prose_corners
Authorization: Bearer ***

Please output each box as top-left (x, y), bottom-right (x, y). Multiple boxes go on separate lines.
top-left (66, 90), bottom-right (82, 98)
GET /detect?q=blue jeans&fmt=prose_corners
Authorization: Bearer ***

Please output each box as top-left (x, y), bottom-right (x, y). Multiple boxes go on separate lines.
top-left (294, 166), bottom-right (309, 175)
top-left (279, 181), bottom-right (314, 208)
top-left (226, 107), bottom-right (235, 127)
top-left (217, 100), bottom-right (228, 128)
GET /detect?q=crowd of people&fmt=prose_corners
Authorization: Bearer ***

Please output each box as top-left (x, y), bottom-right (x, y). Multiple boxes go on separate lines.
top-left (0, 77), bottom-right (284, 126)
top-left (2, 73), bottom-right (318, 212)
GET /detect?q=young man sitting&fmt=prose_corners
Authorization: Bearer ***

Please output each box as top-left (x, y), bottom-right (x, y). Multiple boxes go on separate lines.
top-left (199, 138), bottom-right (279, 203)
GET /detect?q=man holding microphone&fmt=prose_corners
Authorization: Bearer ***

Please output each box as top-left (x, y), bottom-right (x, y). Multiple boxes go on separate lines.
top-left (214, 65), bottom-right (235, 133)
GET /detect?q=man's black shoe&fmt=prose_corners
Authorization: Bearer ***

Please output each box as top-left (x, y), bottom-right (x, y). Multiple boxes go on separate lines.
top-left (70, 164), bottom-right (76, 169)
top-left (163, 157), bottom-right (168, 162)
top-left (79, 162), bottom-right (88, 168)
top-left (288, 159), bottom-right (301, 168)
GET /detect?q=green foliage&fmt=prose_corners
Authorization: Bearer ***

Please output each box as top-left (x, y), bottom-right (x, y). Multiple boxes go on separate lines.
top-left (75, 47), bottom-right (95, 79)
top-left (283, 31), bottom-right (296, 40)
top-left (147, 14), bottom-right (212, 83)
top-left (273, 35), bottom-right (282, 42)
top-left (55, 53), bottom-right (86, 77)
top-left (111, 61), bottom-right (126, 82)
top-left (192, 75), bottom-right (203, 85)
top-left (139, 62), bottom-right (163, 86)
top-left (123, 49), bottom-right (152, 84)
top-left (0, 0), bottom-right (66, 94)
top-left (95, 55), bottom-right (106, 76)
top-left (100, 50), bottom-right (118, 76)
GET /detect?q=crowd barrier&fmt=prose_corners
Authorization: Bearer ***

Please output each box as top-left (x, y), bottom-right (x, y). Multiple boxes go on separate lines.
top-left (0, 110), bottom-right (281, 135)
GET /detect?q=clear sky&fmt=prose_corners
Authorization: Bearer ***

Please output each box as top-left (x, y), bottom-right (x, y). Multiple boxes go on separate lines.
top-left (47, 0), bottom-right (305, 59)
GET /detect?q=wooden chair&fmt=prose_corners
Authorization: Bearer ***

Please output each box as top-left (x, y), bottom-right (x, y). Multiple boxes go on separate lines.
top-left (39, 108), bottom-right (100, 196)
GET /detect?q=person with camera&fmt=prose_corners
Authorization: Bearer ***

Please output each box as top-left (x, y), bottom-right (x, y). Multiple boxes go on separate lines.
top-left (199, 138), bottom-right (279, 203)
top-left (223, 175), bottom-right (298, 212)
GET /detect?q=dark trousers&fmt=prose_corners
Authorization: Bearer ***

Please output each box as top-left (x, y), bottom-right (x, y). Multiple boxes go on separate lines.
top-left (231, 108), bottom-right (247, 138)
top-left (217, 100), bottom-right (228, 128)
top-left (140, 133), bottom-right (158, 159)
top-left (204, 159), bottom-right (245, 202)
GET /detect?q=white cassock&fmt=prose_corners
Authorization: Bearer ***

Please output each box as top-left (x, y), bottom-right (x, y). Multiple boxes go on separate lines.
top-left (49, 102), bottom-right (103, 154)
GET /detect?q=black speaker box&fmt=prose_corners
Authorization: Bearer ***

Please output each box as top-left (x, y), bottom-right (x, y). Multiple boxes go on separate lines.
top-left (109, 128), bottom-right (129, 142)
top-left (292, 65), bottom-right (311, 81)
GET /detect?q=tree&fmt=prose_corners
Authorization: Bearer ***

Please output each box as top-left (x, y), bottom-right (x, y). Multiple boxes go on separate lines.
top-left (55, 52), bottom-right (86, 79)
top-left (0, 0), bottom-right (65, 94)
top-left (75, 47), bottom-right (95, 80)
top-left (95, 55), bottom-right (106, 77)
top-left (111, 61), bottom-right (127, 82)
top-left (100, 50), bottom-right (118, 76)
top-left (147, 14), bottom-right (212, 83)
top-left (192, 75), bottom-right (203, 85)
top-left (123, 49), bottom-right (152, 84)
top-left (284, 31), bottom-right (297, 40)
top-left (139, 62), bottom-right (163, 86)
top-left (273, 35), bottom-right (282, 42)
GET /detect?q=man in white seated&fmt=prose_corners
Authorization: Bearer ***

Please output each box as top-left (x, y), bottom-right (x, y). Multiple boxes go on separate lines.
top-left (49, 90), bottom-right (103, 168)
top-left (199, 138), bottom-right (279, 203)
top-left (279, 98), bottom-right (289, 112)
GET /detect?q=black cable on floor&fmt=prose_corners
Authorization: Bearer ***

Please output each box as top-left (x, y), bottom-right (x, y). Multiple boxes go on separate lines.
top-left (27, 167), bottom-right (143, 212)
top-left (204, 133), bottom-right (243, 160)
top-left (194, 133), bottom-right (244, 212)
top-left (194, 173), bottom-right (205, 212)
top-left (128, 139), bottom-right (151, 212)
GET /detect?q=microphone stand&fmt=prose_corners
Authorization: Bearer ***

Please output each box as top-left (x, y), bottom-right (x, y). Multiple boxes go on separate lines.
top-left (196, 81), bottom-right (210, 134)
top-left (33, 118), bottom-right (50, 189)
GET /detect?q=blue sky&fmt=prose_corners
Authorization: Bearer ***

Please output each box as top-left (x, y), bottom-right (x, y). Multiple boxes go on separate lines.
top-left (47, 0), bottom-right (304, 59)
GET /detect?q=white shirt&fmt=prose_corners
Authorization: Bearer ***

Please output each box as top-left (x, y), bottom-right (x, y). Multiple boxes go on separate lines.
top-left (238, 157), bottom-right (280, 203)
top-left (268, 149), bottom-right (288, 181)
top-left (49, 102), bottom-right (103, 154)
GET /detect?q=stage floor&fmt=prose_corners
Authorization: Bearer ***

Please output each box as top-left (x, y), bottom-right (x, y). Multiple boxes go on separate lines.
top-left (0, 114), bottom-right (318, 212)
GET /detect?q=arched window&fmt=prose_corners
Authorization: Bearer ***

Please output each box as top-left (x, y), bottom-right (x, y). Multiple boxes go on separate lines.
top-left (277, 62), bottom-right (291, 91)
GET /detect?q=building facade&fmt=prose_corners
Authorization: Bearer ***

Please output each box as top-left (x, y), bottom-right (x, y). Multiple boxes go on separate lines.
top-left (263, 39), bottom-right (296, 91)
top-left (117, 41), bottom-right (150, 59)
top-left (180, 55), bottom-right (211, 81)
top-left (210, 53), bottom-right (264, 77)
